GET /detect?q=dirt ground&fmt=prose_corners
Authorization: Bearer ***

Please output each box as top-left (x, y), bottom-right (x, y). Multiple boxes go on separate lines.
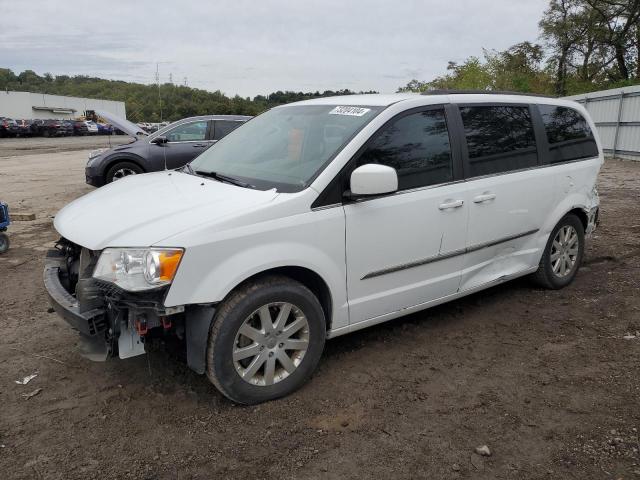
top-left (0, 137), bottom-right (639, 479)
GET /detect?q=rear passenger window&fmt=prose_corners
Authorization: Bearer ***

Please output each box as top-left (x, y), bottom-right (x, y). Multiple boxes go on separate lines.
top-left (460, 105), bottom-right (538, 177)
top-left (214, 120), bottom-right (242, 140)
top-left (538, 105), bottom-right (598, 163)
top-left (357, 108), bottom-right (453, 190)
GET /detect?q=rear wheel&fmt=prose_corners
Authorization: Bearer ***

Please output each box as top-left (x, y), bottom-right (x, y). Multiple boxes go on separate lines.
top-left (0, 233), bottom-right (9, 254)
top-left (531, 214), bottom-right (585, 289)
top-left (206, 275), bottom-right (326, 404)
top-left (105, 161), bottom-right (143, 183)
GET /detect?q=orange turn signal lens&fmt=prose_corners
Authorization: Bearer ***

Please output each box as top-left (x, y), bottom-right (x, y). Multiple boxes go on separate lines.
top-left (158, 250), bottom-right (183, 281)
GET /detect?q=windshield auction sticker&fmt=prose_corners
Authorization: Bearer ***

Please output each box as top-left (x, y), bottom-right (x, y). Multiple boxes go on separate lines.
top-left (329, 106), bottom-right (371, 117)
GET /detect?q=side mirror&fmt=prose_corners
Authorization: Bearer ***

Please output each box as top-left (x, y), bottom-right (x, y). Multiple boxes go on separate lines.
top-left (347, 164), bottom-right (398, 198)
top-left (151, 136), bottom-right (168, 145)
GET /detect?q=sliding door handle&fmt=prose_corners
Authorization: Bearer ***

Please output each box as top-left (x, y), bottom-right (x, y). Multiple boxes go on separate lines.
top-left (438, 199), bottom-right (464, 210)
top-left (473, 193), bottom-right (496, 203)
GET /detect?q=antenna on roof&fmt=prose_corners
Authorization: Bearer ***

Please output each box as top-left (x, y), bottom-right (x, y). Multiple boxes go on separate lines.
top-left (155, 63), bottom-right (163, 123)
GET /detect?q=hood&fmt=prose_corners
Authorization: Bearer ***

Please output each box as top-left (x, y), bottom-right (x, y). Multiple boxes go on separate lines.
top-left (54, 171), bottom-right (279, 250)
top-left (95, 109), bottom-right (148, 138)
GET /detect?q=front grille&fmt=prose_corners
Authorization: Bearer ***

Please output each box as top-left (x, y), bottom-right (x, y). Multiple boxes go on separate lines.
top-left (0, 204), bottom-right (8, 224)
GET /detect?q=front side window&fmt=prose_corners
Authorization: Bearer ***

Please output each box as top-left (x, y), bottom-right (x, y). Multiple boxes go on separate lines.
top-left (538, 105), bottom-right (598, 163)
top-left (165, 121), bottom-right (208, 142)
top-left (461, 105), bottom-right (538, 177)
top-left (213, 120), bottom-right (243, 140)
top-left (357, 108), bottom-right (453, 190)
top-left (191, 105), bottom-right (382, 192)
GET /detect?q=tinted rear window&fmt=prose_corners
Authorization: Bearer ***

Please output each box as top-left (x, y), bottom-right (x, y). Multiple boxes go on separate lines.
top-left (461, 105), bottom-right (538, 177)
top-left (538, 105), bottom-right (598, 163)
top-left (214, 120), bottom-right (243, 140)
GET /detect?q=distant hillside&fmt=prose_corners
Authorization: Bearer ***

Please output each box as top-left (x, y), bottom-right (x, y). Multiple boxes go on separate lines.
top-left (0, 68), bottom-right (376, 122)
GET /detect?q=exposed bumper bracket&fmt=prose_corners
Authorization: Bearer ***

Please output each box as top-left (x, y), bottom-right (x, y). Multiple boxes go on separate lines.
top-left (43, 250), bottom-right (106, 337)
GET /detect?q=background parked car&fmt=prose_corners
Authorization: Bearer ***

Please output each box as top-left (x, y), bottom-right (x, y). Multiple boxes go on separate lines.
top-left (31, 119), bottom-right (67, 137)
top-left (0, 117), bottom-right (20, 137)
top-left (97, 123), bottom-right (113, 135)
top-left (85, 114), bottom-right (252, 186)
top-left (16, 119), bottom-right (35, 136)
top-left (70, 120), bottom-right (88, 136)
top-left (84, 121), bottom-right (99, 134)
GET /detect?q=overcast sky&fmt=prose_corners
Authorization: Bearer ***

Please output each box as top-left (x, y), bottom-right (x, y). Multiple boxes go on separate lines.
top-left (0, 0), bottom-right (549, 97)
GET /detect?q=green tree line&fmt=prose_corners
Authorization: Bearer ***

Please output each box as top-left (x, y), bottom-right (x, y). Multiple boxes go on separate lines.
top-left (3, 0), bottom-right (639, 118)
top-left (0, 68), bottom-right (375, 122)
top-left (399, 0), bottom-right (640, 95)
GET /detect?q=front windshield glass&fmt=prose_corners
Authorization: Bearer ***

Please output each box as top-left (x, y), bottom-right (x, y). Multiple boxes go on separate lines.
top-left (190, 105), bottom-right (383, 192)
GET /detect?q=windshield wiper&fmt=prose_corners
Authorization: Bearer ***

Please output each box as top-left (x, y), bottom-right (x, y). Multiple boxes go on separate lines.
top-left (195, 170), bottom-right (255, 189)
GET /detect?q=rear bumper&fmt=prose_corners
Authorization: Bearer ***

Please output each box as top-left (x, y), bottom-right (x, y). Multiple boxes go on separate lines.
top-left (43, 250), bottom-right (106, 336)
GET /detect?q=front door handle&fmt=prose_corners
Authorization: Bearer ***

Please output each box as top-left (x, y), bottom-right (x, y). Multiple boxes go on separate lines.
top-left (438, 199), bottom-right (464, 210)
top-left (193, 143), bottom-right (207, 148)
top-left (473, 192), bottom-right (497, 203)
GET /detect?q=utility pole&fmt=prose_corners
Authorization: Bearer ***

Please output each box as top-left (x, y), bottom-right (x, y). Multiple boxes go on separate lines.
top-left (183, 77), bottom-right (188, 87)
top-left (169, 73), bottom-right (173, 84)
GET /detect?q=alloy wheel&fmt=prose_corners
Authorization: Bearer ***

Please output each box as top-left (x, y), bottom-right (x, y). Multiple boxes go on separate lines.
top-left (233, 302), bottom-right (310, 386)
top-left (112, 168), bottom-right (138, 180)
top-left (550, 225), bottom-right (579, 277)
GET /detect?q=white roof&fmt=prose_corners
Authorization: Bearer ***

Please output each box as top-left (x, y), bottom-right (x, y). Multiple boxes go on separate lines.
top-left (284, 92), bottom-right (574, 108)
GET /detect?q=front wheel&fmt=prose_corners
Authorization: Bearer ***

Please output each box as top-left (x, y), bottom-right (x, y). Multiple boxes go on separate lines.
top-left (531, 214), bottom-right (585, 289)
top-left (105, 161), bottom-right (143, 183)
top-left (0, 233), bottom-right (9, 254)
top-left (206, 275), bottom-right (326, 404)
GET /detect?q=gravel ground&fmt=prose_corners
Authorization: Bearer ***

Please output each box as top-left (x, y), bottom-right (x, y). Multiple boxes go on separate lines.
top-left (0, 139), bottom-right (639, 479)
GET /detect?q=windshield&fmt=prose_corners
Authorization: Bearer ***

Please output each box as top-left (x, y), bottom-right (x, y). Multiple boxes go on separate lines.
top-left (190, 105), bottom-right (383, 192)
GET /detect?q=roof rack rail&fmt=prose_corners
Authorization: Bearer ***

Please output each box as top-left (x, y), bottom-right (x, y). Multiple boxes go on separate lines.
top-left (420, 89), bottom-right (556, 98)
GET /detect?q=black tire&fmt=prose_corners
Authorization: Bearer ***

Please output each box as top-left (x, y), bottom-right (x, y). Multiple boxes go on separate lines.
top-left (0, 233), bottom-right (9, 254)
top-left (531, 214), bottom-right (585, 289)
top-left (105, 161), bottom-right (144, 183)
top-left (206, 275), bottom-right (326, 404)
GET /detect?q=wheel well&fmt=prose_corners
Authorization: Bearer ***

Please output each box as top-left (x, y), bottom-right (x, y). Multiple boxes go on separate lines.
top-left (238, 267), bottom-right (333, 331)
top-left (568, 208), bottom-right (588, 231)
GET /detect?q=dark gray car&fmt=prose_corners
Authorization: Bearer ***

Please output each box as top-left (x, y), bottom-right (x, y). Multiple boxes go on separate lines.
top-left (85, 115), bottom-right (251, 187)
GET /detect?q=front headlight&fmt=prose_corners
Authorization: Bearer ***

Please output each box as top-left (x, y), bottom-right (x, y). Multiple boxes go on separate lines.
top-left (93, 248), bottom-right (184, 291)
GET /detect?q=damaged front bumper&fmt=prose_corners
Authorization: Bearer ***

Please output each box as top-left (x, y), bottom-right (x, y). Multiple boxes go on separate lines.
top-left (44, 250), bottom-right (106, 337)
top-left (43, 242), bottom-right (213, 372)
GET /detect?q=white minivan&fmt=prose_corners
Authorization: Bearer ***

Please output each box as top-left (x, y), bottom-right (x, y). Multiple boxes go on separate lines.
top-left (45, 92), bottom-right (601, 404)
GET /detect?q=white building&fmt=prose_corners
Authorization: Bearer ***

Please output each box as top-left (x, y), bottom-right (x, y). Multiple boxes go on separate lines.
top-left (0, 91), bottom-right (126, 120)
top-left (564, 84), bottom-right (640, 161)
